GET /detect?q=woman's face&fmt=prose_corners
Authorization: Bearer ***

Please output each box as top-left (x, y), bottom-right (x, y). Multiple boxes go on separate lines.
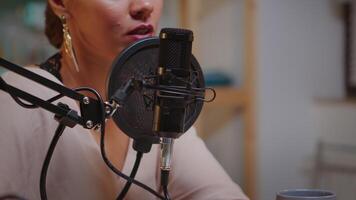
top-left (64, 0), bottom-right (163, 60)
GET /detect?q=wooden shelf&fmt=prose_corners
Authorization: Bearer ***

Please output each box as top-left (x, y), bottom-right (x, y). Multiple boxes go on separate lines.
top-left (205, 87), bottom-right (246, 109)
top-left (195, 87), bottom-right (246, 138)
top-left (180, 0), bottom-right (257, 198)
top-left (195, 87), bottom-right (245, 139)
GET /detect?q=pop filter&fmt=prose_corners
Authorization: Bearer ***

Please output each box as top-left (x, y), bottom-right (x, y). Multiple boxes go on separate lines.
top-left (106, 37), bottom-right (205, 144)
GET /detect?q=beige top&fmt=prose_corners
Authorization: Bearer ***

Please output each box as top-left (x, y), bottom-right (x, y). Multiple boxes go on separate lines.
top-left (0, 68), bottom-right (248, 200)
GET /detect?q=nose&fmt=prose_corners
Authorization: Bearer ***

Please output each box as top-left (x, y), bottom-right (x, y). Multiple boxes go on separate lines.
top-left (130, 0), bottom-right (154, 21)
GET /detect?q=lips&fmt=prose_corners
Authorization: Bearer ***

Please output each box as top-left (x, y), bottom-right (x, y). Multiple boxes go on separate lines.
top-left (127, 24), bottom-right (154, 36)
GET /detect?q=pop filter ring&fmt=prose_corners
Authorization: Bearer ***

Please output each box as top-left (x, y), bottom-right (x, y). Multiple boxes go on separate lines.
top-left (107, 37), bottom-right (205, 143)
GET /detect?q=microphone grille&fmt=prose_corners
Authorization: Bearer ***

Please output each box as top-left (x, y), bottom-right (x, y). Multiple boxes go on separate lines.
top-left (159, 28), bottom-right (193, 70)
top-left (159, 28), bottom-right (194, 42)
top-left (108, 38), bottom-right (205, 141)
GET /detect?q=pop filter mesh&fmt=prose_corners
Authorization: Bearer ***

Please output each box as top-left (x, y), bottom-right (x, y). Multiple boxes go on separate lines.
top-left (107, 37), bottom-right (204, 142)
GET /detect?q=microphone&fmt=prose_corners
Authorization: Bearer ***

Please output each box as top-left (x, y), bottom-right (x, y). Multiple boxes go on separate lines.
top-left (154, 28), bottom-right (194, 137)
top-left (0, 28), bottom-right (214, 200)
top-left (107, 28), bottom-right (215, 199)
top-left (153, 29), bottom-right (194, 191)
top-left (107, 35), bottom-right (209, 150)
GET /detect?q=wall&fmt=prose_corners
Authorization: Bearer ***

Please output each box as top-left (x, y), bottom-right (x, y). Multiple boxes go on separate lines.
top-left (186, 0), bottom-right (246, 186)
top-left (190, 0), bottom-right (246, 185)
top-left (193, 0), bottom-right (245, 86)
top-left (0, 2), bottom-right (55, 65)
top-left (256, 0), bottom-right (344, 199)
top-left (160, 0), bottom-right (247, 187)
top-left (312, 102), bottom-right (356, 199)
top-left (160, 0), bottom-right (179, 29)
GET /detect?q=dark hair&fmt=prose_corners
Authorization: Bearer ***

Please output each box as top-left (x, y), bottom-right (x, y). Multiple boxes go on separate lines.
top-left (44, 4), bottom-right (63, 49)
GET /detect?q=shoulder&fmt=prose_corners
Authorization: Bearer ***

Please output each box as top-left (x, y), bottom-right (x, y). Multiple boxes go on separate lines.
top-left (1, 66), bottom-right (62, 97)
top-left (0, 66), bottom-right (76, 136)
top-left (0, 66), bottom-right (65, 134)
top-left (0, 67), bottom-right (105, 199)
top-left (0, 66), bottom-right (66, 124)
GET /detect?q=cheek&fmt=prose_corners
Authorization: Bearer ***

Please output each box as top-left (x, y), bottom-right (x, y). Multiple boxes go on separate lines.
top-left (88, 2), bottom-right (128, 36)
top-left (97, 4), bottom-right (126, 28)
top-left (74, 1), bottom-right (129, 54)
top-left (155, 0), bottom-right (164, 18)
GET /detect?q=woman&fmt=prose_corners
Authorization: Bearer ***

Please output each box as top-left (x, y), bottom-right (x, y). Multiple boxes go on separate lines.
top-left (0, 0), bottom-right (248, 199)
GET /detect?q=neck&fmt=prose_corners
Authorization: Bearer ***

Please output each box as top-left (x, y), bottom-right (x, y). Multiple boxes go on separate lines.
top-left (59, 45), bottom-right (130, 170)
top-left (60, 45), bottom-right (113, 100)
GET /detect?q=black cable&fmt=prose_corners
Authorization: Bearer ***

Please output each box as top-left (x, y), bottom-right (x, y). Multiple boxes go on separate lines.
top-left (0, 194), bottom-right (27, 200)
top-left (38, 88), bottom-right (100, 200)
top-left (82, 87), bottom-right (166, 200)
top-left (98, 102), bottom-right (166, 200)
top-left (116, 151), bottom-right (143, 200)
top-left (9, 94), bottom-right (38, 108)
top-left (161, 170), bottom-right (171, 200)
top-left (40, 123), bottom-right (66, 200)
top-left (39, 88), bottom-right (96, 200)
top-left (9, 92), bottom-right (66, 109)
top-left (10, 92), bottom-right (65, 109)
top-left (1, 81), bottom-right (165, 200)
top-left (163, 186), bottom-right (171, 200)
top-left (0, 77), bottom-right (56, 109)
top-left (0, 77), bottom-right (36, 109)
top-left (0, 76), bottom-right (88, 110)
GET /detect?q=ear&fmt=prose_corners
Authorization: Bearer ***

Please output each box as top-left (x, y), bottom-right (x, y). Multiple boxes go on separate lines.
top-left (48, 0), bottom-right (70, 19)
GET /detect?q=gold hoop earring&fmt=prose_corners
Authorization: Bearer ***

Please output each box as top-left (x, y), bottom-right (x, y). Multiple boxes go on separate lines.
top-left (61, 15), bottom-right (80, 72)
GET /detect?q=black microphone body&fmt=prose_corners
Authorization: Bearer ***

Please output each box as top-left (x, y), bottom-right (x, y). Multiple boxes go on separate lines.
top-left (106, 28), bottom-right (211, 199)
top-left (153, 28), bottom-right (194, 138)
top-left (152, 29), bottom-right (195, 199)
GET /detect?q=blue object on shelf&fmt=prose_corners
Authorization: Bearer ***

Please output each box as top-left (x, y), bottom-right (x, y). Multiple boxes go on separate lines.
top-left (23, 2), bottom-right (46, 30)
top-left (204, 71), bottom-right (233, 87)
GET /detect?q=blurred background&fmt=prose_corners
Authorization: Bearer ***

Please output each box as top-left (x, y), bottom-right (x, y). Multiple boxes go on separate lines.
top-left (1, 0), bottom-right (356, 199)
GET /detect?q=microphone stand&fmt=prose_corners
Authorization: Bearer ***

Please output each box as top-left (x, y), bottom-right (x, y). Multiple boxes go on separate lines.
top-left (0, 57), bottom-right (107, 200)
top-left (1, 53), bottom-right (212, 200)
top-left (0, 57), bottom-right (103, 130)
top-left (0, 57), bottom-right (169, 200)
